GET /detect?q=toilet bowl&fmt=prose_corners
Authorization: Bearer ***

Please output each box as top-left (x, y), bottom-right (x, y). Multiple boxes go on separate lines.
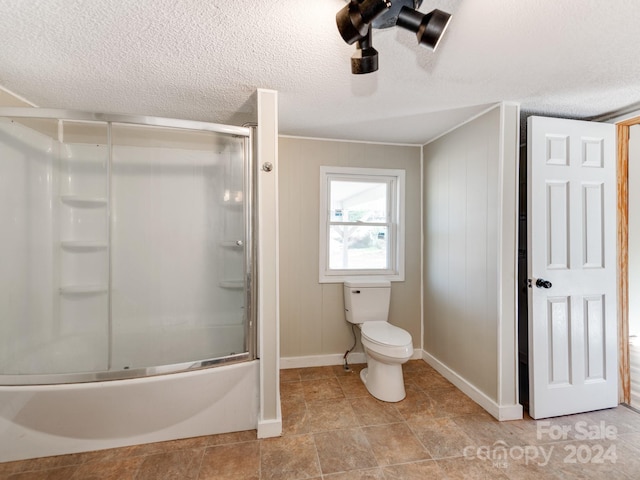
top-left (343, 279), bottom-right (413, 402)
top-left (359, 321), bottom-right (413, 402)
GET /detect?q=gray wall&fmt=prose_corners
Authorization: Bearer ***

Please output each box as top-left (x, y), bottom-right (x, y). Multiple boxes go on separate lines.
top-left (278, 137), bottom-right (422, 359)
top-left (423, 107), bottom-right (503, 401)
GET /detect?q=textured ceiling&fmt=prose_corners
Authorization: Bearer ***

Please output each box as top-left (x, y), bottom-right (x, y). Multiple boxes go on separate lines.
top-left (1, 0), bottom-right (640, 144)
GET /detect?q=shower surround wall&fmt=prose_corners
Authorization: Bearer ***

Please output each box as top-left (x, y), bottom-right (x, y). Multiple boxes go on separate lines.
top-left (0, 118), bottom-right (60, 373)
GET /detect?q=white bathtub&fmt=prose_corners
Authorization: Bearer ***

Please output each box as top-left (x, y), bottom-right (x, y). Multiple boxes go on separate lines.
top-left (0, 360), bottom-right (259, 463)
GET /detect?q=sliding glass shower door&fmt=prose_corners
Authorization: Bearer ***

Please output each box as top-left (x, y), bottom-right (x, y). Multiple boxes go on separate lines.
top-left (0, 109), bottom-right (254, 384)
top-left (110, 124), bottom-right (247, 369)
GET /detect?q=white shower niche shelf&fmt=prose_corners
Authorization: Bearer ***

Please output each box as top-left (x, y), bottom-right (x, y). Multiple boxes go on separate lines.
top-left (219, 280), bottom-right (244, 289)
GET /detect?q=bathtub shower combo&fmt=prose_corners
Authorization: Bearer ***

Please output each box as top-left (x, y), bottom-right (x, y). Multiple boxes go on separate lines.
top-left (0, 108), bottom-right (259, 462)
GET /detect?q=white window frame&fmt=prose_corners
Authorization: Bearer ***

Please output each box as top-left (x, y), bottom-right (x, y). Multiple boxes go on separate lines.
top-left (319, 166), bottom-right (405, 283)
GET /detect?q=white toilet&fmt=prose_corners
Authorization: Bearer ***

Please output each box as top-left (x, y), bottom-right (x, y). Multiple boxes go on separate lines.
top-left (343, 279), bottom-right (413, 402)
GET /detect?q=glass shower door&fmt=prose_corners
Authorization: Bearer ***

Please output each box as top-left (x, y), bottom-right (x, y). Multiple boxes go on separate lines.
top-left (109, 124), bottom-right (247, 370)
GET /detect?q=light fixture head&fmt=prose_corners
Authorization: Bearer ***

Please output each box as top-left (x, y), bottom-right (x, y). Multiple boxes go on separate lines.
top-left (396, 7), bottom-right (452, 50)
top-left (372, 0), bottom-right (423, 29)
top-left (336, 0), bottom-right (391, 45)
top-left (351, 28), bottom-right (378, 74)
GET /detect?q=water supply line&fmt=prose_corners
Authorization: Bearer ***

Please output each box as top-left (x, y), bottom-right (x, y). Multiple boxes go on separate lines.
top-left (343, 323), bottom-right (358, 371)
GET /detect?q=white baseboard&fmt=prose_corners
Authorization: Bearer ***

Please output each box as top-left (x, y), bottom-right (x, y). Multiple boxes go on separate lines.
top-left (422, 350), bottom-right (523, 421)
top-left (280, 349), bottom-right (423, 370)
top-left (280, 353), bottom-right (366, 369)
top-left (257, 418), bottom-right (282, 439)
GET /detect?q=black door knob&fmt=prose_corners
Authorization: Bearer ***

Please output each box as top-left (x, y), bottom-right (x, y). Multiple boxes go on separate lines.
top-left (535, 278), bottom-right (552, 289)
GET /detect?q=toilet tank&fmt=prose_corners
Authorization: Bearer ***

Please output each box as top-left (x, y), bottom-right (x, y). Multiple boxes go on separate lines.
top-left (343, 279), bottom-right (391, 324)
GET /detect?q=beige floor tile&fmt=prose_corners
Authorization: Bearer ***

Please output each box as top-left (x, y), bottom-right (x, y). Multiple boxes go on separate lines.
top-left (260, 434), bottom-right (321, 480)
top-left (526, 413), bottom-right (603, 443)
top-left (408, 416), bottom-right (477, 459)
top-left (453, 412), bottom-right (527, 447)
top-left (203, 429), bottom-right (257, 446)
top-left (298, 366), bottom-right (336, 381)
top-left (0, 453), bottom-right (85, 477)
top-left (536, 439), bottom-right (625, 480)
top-left (125, 437), bottom-right (208, 457)
top-left (198, 442), bottom-right (259, 480)
top-left (403, 359), bottom-right (436, 373)
top-left (350, 396), bottom-right (403, 426)
top-left (597, 439), bottom-right (640, 479)
top-left (580, 405), bottom-right (640, 434)
top-left (281, 401), bottom-right (311, 436)
top-left (333, 363), bottom-right (366, 377)
top-left (301, 377), bottom-right (344, 402)
top-left (133, 449), bottom-right (203, 480)
top-left (313, 428), bottom-right (378, 474)
top-left (0, 460), bottom-right (26, 477)
top-left (394, 383), bottom-right (442, 422)
top-left (306, 398), bottom-right (359, 433)
top-left (322, 467), bottom-right (385, 479)
top-left (280, 381), bottom-right (305, 404)
top-left (501, 451), bottom-right (567, 480)
top-left (437, 456), bottom-right (511, 480)
top-left (405, 370), bottom-right (456, 393)
top-left (618, 431), bottom-right (640, 450)
top-left (427, 388), bottom-right (485, 417)
top-left (337, 373), bottom-right (369, 398)
top-left (5, 465), bottom-right (79, 480)
top-left (363, 422), bottom-right (431, 466)
top-left (69, 457), bottom-right (144, 480)
top-left (382, 459), bottom-right (447, 480)
top-left (280, 368), bottom-right (302, 383)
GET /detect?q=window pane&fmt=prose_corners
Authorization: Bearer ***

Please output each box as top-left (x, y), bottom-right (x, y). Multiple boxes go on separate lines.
top-left (329, 225), bottom-right (388, 269)
top-left (329, 180), bottom-right (387, 223)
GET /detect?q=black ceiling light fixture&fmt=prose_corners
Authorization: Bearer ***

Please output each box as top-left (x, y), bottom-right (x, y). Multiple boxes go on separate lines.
top-left (336, 0), bottom-right (452, 74)
top-left (396, 6), bottom-right (451, 50)
top-left (336, 0), bottom-right (391, 74)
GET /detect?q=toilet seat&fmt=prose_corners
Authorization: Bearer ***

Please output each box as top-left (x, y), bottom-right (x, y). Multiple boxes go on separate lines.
top-left (361, 321), bottom-right (411, 347)
top-left (360, 321), bottom-right (413, 359)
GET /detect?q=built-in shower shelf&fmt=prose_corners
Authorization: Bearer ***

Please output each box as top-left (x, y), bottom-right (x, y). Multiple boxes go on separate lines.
top-left (60, 195), bottom-right (108, 207)
top-left (60, 241), bottom-right (108, 250)
top-left (59, 285), bottom-right (108, 295)
top-left (219, 280), bottom-right (244, 289)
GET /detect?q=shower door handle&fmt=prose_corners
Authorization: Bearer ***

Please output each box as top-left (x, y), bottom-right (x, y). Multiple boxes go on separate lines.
top-left (236, 240), bottom-right (244, 247)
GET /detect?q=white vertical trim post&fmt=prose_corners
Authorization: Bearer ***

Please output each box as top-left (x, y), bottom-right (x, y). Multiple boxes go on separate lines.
top-left (497, 102), bottom-right (522, 418)
top-left (256, 89), bottom-right (282, 438)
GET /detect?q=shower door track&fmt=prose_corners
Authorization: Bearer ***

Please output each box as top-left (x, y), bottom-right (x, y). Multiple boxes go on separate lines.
top-left (0, 108), bottom-right (250, 136)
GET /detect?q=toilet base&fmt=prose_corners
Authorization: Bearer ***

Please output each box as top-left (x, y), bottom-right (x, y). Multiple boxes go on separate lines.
top-left (359, 357), bottom-right (407, 402)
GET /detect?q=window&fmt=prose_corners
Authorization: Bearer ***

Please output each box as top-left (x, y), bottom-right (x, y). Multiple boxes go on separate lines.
top-left (319, 166), bottom-right (405, 282)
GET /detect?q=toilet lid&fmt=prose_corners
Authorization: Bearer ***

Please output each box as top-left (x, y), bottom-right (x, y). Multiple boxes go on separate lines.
top-left (361, 322), bottom-right (411, 347)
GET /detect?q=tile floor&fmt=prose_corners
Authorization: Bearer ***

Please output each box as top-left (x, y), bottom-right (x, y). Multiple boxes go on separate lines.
top-left (1, 360), bottom-right (640, 479)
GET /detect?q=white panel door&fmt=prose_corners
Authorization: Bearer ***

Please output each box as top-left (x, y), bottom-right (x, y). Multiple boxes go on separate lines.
top-left (528, 116), bottom-right (617, 419)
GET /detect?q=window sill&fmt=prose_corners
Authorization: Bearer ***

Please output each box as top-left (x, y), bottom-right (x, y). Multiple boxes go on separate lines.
top-left (319, 272), bottom-right (404, 284)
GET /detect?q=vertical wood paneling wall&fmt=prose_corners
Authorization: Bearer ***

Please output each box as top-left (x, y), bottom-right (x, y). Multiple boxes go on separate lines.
top-left (278, 138), bottom-right (422, 359)
top-left (422, 106), bottom-right (518, 404)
